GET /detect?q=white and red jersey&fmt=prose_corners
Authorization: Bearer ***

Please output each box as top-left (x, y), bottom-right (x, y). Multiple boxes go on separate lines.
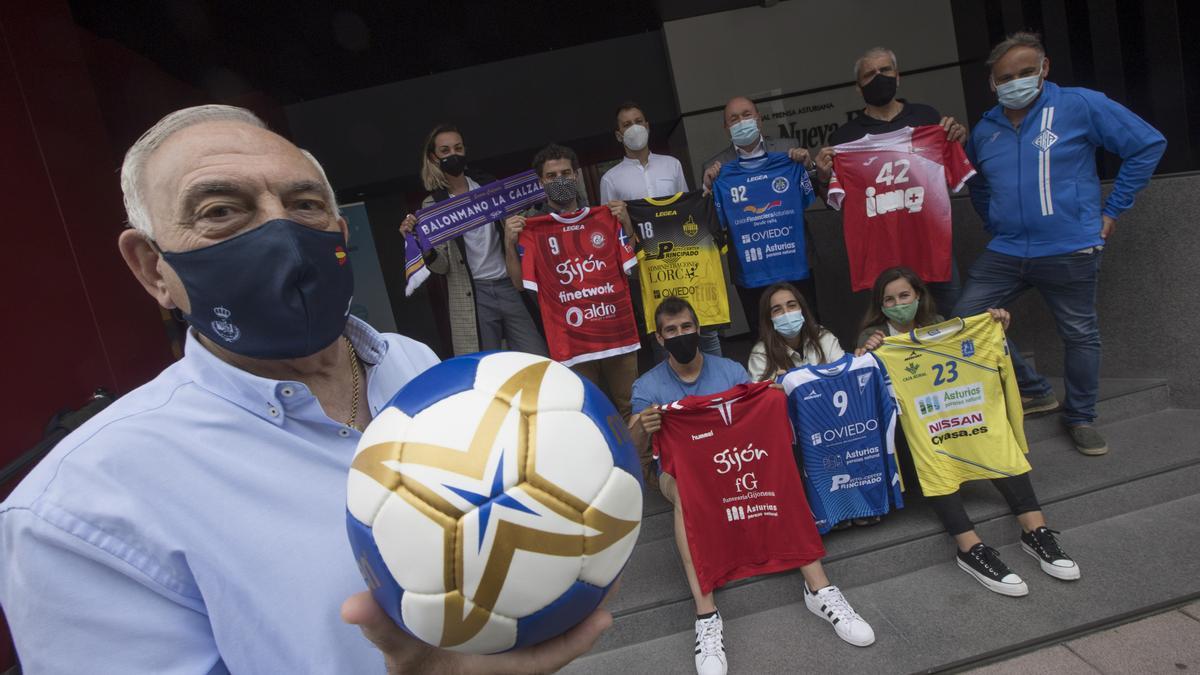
top-left (653, 381), bottom-right (825, 594)
top-left (827, 125), bottom-right (976, 291)
top-left (519, 206), bottom-right (639, 366)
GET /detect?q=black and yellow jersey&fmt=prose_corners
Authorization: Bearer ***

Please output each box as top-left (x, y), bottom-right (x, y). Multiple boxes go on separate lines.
top-left (627, 191), bottom-right (730, 331)
top-left (873, 314), bottom-right (1030, 496)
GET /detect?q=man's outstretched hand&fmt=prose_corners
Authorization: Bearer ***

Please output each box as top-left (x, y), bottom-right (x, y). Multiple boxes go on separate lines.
top-left (342, 590), bottom-right (613, 674)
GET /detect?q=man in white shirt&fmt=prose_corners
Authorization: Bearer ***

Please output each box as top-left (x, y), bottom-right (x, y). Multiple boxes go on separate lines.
top-left (599, 102), bottom-right (722, 358)
top-left (599, 101), bottom-right (689, 203)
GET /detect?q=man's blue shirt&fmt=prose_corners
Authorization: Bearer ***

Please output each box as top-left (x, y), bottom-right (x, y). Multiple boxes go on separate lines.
top-left (0, 317), bottom-right (439, 673)
top-left (966, 81), bottom-right (1165, 258)
top-left (631, 353), bottom-right (751, 411)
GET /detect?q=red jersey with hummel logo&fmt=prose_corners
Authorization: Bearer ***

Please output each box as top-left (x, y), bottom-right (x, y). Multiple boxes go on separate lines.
top-left (653, 381), bottom-right (825, 594)
top-left (519, 206), bottom-right (639, 366)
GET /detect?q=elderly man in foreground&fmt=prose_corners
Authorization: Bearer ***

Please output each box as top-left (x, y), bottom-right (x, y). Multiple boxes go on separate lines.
top-left (0, 105), bottom-right (608, 673)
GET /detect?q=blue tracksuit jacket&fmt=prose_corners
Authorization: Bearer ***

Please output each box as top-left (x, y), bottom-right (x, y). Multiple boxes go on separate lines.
top-left (966, 81), bottom-right (1166, 258)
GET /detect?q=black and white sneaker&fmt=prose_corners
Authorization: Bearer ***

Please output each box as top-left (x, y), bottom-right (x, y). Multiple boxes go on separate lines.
top-left (803, 583), bottom-right (876, 646)
top-left (693, 612), bottom-right (727, 675)
top-left (956, 543), bottom-right (1028, 596)
top-left (1022, 527), bottom-right (1081, 580)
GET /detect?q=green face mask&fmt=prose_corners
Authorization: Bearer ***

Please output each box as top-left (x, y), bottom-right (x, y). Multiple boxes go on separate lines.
top-left (882, 299), bottom-right (919, 325)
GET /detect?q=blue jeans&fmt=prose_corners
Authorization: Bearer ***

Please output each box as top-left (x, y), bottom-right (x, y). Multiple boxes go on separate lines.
top-left (926, 255), bottom-right (963, 318)
top-left (952, 248), bottom-right (1103, 425)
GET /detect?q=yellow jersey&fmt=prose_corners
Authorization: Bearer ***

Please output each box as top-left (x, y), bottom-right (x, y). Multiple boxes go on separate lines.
top-left (627, 191), bottom-right (731, 330)
top-left (873, 314), bottom-right (1030, 497)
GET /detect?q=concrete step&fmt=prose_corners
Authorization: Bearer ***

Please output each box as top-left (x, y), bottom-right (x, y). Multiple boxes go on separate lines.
top-left (637, 377), bottom-right (1169, 545)
top-left (600, 406), bottom-right (1200, 656)
top-left (568, 492), bottom-right (1200, 674)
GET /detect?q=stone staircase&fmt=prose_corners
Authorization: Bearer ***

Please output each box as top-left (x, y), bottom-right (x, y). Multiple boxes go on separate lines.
top-left (566, 378), bottom-right (1200, 673)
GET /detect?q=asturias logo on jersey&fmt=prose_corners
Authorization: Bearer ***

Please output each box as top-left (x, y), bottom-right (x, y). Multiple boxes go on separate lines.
top-left (917, 383), bottom-right (985, 418)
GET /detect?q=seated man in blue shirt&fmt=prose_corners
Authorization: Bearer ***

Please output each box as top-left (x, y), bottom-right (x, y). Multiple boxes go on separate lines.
top-left (0, 105), bottom-right (608, 674)
top-left (629, 297), bottom-right (873, 675)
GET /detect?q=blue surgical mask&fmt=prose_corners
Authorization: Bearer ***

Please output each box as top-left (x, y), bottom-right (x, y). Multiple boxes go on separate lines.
top-left (995, 64), bottom-right (1044, 110)
top-left (729, 118), bottom-right (761, 147)
top-left (772, 310), bottom-right (806, 338)
top-left (158, 219), bottom-right (354, 359)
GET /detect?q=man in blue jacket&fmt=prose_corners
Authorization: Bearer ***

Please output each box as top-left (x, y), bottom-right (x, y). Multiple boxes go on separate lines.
top-left (956, 32), bottom-right (1166, 456)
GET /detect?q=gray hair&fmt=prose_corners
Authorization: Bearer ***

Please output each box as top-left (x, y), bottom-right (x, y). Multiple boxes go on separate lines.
top-left (986, 31), bottom-right (1044, 68)
top-left (853, 47), bottom-right (897, 82)
top-left (120, 104), bottom-right (337, 237)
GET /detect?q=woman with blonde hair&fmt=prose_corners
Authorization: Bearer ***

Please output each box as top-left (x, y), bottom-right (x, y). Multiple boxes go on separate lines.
top-left (400, 124), bottom-right (546, 356)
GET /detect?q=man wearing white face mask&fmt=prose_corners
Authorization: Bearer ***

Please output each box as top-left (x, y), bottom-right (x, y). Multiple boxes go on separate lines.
top-left (600, 101), bottom-right (722, 360)
top-left (599, 101), bottom-right (688, 203)
top-left (956, 32), bottom-right (1166, 457)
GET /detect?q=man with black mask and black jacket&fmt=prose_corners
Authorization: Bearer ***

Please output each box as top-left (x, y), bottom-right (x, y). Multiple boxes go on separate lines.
top-left (401, 124), bottom-right (547, 357)
top-left (813, 47), bottom-right (968, 311)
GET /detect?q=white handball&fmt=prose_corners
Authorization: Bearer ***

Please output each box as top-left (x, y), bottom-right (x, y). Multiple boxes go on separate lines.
top-left (346, 351), bottom-right (643, 654)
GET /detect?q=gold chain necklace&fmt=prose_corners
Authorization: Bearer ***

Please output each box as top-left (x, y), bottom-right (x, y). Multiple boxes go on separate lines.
top-left (345, 338), bottom-right (361, 430)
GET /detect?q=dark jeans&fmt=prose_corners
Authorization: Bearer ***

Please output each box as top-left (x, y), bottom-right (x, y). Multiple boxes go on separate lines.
top-left (926, 256), bottom-right (963, 318)
top-left (736, 277), bottom-right (819, 342)
top-left (928, 473), bottom-right (1041, 536)
top-left (953, 248), bottom-right (1102, 425)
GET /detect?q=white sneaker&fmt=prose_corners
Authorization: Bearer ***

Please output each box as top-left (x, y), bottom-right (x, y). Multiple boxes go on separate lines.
top-left (804, 583), bottom-right (876, 647)
top-left (693, 612), bottom-right (727, 675)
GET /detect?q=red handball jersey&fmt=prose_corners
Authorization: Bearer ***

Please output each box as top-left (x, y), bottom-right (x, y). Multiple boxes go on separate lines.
top-left (653, 381), bottom-right (825, 594)
top-left (827, 125), bottom-right (977, 291)
top-left (520, 206), bottom-right (639, 366)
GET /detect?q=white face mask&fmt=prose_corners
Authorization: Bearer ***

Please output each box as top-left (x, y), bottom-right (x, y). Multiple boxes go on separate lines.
top-left (993, 59), bottom-right (1046, 110)
top-left (621, 124), bottom-right (649, 151)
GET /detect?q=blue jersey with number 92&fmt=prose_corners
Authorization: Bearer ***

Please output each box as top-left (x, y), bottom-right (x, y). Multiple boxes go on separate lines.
top-left (713, 152), bottom-right (814, 287)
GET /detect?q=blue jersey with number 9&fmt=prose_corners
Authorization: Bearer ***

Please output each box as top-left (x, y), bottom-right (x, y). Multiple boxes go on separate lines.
top-left (780, 354), bottom-right (903, 534)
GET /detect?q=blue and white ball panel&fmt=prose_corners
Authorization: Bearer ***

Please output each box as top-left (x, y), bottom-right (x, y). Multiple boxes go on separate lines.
top-left (346, 513), bottom-right (409, 634)
top-left (514, 580), bottom-right (606, 650)
top-left (460, 485), bottom-right (585, 618)
top-left (386, 352), bottom-right (482, 417)
top-left (401, 590), bottom-right (517, 654)
top-left (472, 351), bottom-right (585, 412)
top-left (529, 410), bottom-right (614, 505)
top-left (580, 468), bottom-right (642, 586)
top-left (346, 406), bottom-right (411, 525)
top-left (577, 375), bottom-right (644, 485)
top-left (371, 491), bottom-right (452, 594)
